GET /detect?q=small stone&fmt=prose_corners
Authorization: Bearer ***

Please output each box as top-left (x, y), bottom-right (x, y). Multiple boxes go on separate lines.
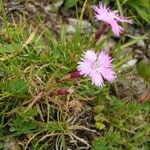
top-left (65, 24), bottom-right (76, 34)
top-left (67, 18), bottom-right (93, 34)
top-left (137, 40), bottom-right (146, 49)
top-left (122, 59), bottom-right (138, 69)
top-left (26, 3), bottom-right (36, 13)
top-left (102, 38), bottom-right (116, 51)
top-left (45, 0), bottom-right (64, 13)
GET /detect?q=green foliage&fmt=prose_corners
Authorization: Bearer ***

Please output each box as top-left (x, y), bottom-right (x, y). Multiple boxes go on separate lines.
top-left (95, 122), bottom-right (105, 130)
top-left (2, 78), bottom-right (28, 96)
top-left (92, 131), bottom-right (122, 150)
top-left (64, 0), bottom-right (97, 10)
top-left (0, 43), bottom-right (22, 53)
top-left (136, 57), bottom-right (150, 84)
top-left (39, 121), bottom-right (67, 133)
top-left (9, 107), bottom-right (38, 134)
top-left (64, 0), bottom-right (80, 9)
top-left (124, 0), bottom-right (150, 23)
top-left (92, 97), bottom-right (150, 149)
top-left (0, 0), bottom-right (150, 149)
top-left (94, 105), bottom-right (107, 130)
top-left (92, 137), bottom-right (108, 150)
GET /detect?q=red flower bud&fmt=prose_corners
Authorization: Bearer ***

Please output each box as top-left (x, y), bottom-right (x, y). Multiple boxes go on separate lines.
top-left (70, 70), bottom-right (82, 79)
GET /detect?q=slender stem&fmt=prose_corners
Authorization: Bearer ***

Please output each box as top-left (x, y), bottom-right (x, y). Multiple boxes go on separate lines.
top-left (79, 0), bottom-right (88, 21)
top-left (116, 0), bottom-right (123, 17)
top-left (0, 0), bottom-right (10, 40)
top-left (77, 0), bottom-right (88, 33)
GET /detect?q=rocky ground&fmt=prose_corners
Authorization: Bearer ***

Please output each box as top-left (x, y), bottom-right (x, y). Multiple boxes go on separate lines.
top-left (1, 0), bottom-right (150, 102)
top-left (0, 1), bottom-right (150, 149)
top-left (1, 1), bottom-right (150, 99)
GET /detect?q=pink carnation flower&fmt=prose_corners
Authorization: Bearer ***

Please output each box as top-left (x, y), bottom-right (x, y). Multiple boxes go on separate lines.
top-left (77, 50), bottom-right (116, 87)
top-left (93, 3), bottom-right (132, 36)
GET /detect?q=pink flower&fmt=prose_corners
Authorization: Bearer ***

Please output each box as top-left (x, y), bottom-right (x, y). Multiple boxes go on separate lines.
top-left (77, 50), bottom-right (116, 87)
top-left (93, 3), bottom-right (132, 36)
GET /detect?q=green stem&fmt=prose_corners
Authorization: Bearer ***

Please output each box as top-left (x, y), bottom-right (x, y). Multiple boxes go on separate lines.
top-left (0, 0), bottom-right (10, 39)
top-left (116, 0), bottom-right (123, 17)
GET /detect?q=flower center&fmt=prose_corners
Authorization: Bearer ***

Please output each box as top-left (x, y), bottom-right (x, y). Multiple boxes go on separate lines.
top-left (93, 60), bottom-right (101, 73)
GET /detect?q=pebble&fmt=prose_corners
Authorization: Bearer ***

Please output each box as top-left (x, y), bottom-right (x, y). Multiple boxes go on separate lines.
top-left (65, 24), bottom-right (76, 34)
top-left (65, 18), bottom-right (93, 34)
top-left (46, 0), bottom-right (64, 13)
top-left (122, 59), bottom-right (138, 69)
top-left (100, 37), bottom-right (116, 51)
top-left (137, 40), bottom-right (146, 49)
